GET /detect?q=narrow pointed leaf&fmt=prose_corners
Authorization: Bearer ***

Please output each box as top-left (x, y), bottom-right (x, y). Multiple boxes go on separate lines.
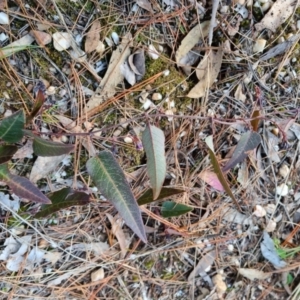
top-left (137, 187), bottom-right (185, 205)
top-left (0, 145), bottom-right (18, 164)
top-left (34, 188), bottom-right (90, 218)
top-left (0, 163), bottom-right (10, 181)
top-left (206, 143), bottom-right (241, 211)
top-left (7, 174), bottom-right (51, 204)
top-left (222, 132), bottom-right (261, 172)
top-left (251, 109), bottom-right (261, 132)
top-left (0, 110), bottom-right (25, 143)
top-left (86, 151), bottom-right (147, 243)
top-left (142, 125), bottom-right (166, 200)
top-left (161, 201), bottom-right (192, 217)
top-left (32, 135), bottom-right (74, 156)
top-left (26, 88), bottom-right (46, 124)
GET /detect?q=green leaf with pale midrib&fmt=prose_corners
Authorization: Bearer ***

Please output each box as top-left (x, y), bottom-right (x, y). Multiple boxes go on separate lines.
top-left (8, 174), bottom-right (51, 204)
top-left (142, 125), bottom-right (166, 200)
top-left (161, 201), bottom-right (192, 217)
top-left (137, 187), bottom-right (185, 205)
top-left (34, 187), bottom-right (90, 218)
top-left (31, 134), bottom-right (74, 156)
top-left (0, 110), bottom-right (25, 143)
top-left (86, 151), bottom-right (147, 243)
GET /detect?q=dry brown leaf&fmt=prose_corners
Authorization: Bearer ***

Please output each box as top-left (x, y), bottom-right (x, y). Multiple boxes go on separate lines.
top-left (187, 48), bottom-right (223, 98)
top-left (238, 268), bottom-right (271, 280)
top-left (212, 274), bottom-right (227, 298)
top-left (30, 155), bottom-right (67, 183)
top-left (188, 250), bottom-right (216, 282)
top-left (234, 83), bottom-right (246, 102)
top-left (85, 33), bottom-right (132, 113)
top-left (175, 21), bottom-right (210, 65)
top-left (136, 0), bottom-right (154, 13)
top-left (85, 20), bottom-right (101, 53)
top-left (106, 213), bottom-right (130, 258)
top-left (255, 0), bottom-right (299, 34)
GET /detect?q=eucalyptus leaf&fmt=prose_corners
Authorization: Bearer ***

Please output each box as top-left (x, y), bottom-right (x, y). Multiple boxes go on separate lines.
top-left (0, 145), bottom-right (18, 164)
top-left (161, 201), bottom-right (192, 217)
top-left (0, 163), bottom-right (10, 181)
top-left (0, 110), bottom-right (25, 143)
top-left (142, 125), bottom-right (166, 200)
top-left (86, 151), bottom-right (147, 243)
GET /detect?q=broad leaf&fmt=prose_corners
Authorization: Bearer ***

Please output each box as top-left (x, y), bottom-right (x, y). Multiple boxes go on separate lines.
top-left (161, 201), bottom-right (192, 217)
top-left (0, 163), bottom-right (10, 181)
top-left (137, 187), bottom-right (185, 205)
top-left (32, 135), bottom-right (74, 156)
top-left (0, 110), bottom-right (25, 143)
top-left (7, 174), bottom-right (51, 204)
top-left (34, 187), bottom-right (90, 218)
top-left (0, 145), bottom-right (18, 164)
top-left (206, 142), bottom-right (241, 211)
top-left (142, 124), bottom-right (166, 200)
top-left (86, 151), bottom-right (147, 243)
top-left (222, 131), bottom-right (261, 172)
top-left (199, 170), bottom-right (224, 191)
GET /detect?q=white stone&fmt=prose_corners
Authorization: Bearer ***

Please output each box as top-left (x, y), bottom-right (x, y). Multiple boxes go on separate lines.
top-left (297, 20), bottom-right (300, 30)
top-left (265, 220), bottom-right (276, 232)
top-left (96, 41), bottom-right (105, 53)
top-left (0, 12), bottom-right (9, 25)
top-left (142, 99), bottom-right (153, 110)
top-left (91, 268), bottom-right (104, 282)
top-left (279, 164), bottom-right (290, 178)
top-left (111, 32), bottom-right (119, 45)
top-left (253, 39), bottom-right (267, 53)
top-left (163, 69), bottom-right (170, 77)
top-left (275, 183), bottom-right (289, 197)
top-left (253, 205), bottom-right (266, 217)
top-left (148, 44), bottom-right (159, 59)
top-left (152, 93), bottom-right (162, 101)
top-left (0, 33), bottom-right (8, 42)
top-left (52, 32), bottom-right (72, 51)
top-left (124, 136), bottom-right (133, 143)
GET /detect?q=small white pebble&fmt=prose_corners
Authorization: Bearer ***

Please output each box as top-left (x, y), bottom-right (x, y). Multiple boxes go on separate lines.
top-left (253, 205), bottom-right (266, 217)
top-left (265, 220), bottom-right (277, 232)
top-left (91, 268), bottom-right (105, 282)
top-left (111, 32), bottom-right (119, 45)
top-left (0, 12), bottom-right (9, 24)
top-left (276, 183), bottom-right (289, 197)
top-left (4, 110), bottom-right (12, 117)
top-left (227, 244), bottom-right (234, 252)
top-left (124, 136), bottom-right (133, 143)
top-left (0, 32), bottom-right (8, 42)
top-left (46, 86), bottom-right (56, 95)
top-left (152, 93), bottom-right (162, 101)
top-left (297, 20), bottom-right (300, 30)
top-left (142, 99), bottom-right (153, 110)
top-left (113, 129), bottom-right (122, 137)
top-left (163, 69), bottom-right (170, 77)
top-left (261, 1), bottom-right (272, 11)
top-left (148, 44), bottom-right (159, 59)
top-left (3, 91), bottom-right (10, 99)
top-left (279, 164), bottom-right (290, 178)
top-left (253, 39), bottom-right (267, 53)
top-left (96, 41), bottom-right (105, 53)
top-left (52, 32), bottom-right (72, 51)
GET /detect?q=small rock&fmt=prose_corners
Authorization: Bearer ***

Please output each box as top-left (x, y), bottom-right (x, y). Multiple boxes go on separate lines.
top-left (96, 41), bottom-right (105, 53)
top-left (52, 32), bottom-right (72, 51)
top-left (0, 33), bottom-right (8, 42)
top-left (142, 99), bottom-right (153, 110)
top-left (265, 220), bottom-right (276, 232)
top-left (91, 268), bottom-right (104, 282)
top-left (46, 86), bottom-right (56, 95)
top-left (0, 12), bottom-right (9, 24)
top-left (279, 164), bottom-right (290, 178)
top-left (4, 110), bottom-right (12, 117)
top-left (163, 69), bottom-right (170, 77)
top-left (253, 205), bottom-right (266, 217)
top-left (113, 129), bottom-right (122, 137)
top-left (3, 91), bottom-right (9, 99)
top-left (276, 183), bottom-right (289, 197)
top-left (253, 39), bottom-right (267, 53)
top-left (152, 93), bottom-right (162, 101)
top-left (30, 30), bottom-right (52, 46)
top-left (297, 20), bottom-right (300, 30)
top-left (111, 32), bottom-right (119, 45)
top-left (148, 44), bottom-right (159, 59)
top-left (124, 136), bottom-right (133, 143)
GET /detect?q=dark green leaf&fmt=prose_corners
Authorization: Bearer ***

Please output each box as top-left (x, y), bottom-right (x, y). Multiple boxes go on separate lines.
top-left (86, 151), bottom-right (147, 243)
top-left (137, 187), bottom-right (185, 205)
top-left (0, 163), bottom-right (10, 181)
top-left (0, 110), bottom-right (25, 143)
top-left (161, 201), bottom-right (192, 217)
top-left (222, 132), bottom-right (261, 172)
top-left (142, 124), bottom-right (166, 200)
top-left (34, 187), bottom-right (90, 218)
top-left (32, 135), bottom-right (74, 156)
top-left (8, 174), bottom-right (51, 204)
top-left (0, 145), bottom-right (18, 164)
top-left (206, 145), bottom-right (241, 211)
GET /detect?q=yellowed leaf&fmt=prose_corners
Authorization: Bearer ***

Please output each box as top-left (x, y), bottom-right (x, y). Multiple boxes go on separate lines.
top-left (187, 48), bottom-right (223, 98)
top-left (238, 268), bottom-right (271, 280)
top-left (85, 20), bottom-right (101, 53)
top-left (85, 33), bottom-right (132, 113)
top-left (175, 21), bottom-right (210, 65)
